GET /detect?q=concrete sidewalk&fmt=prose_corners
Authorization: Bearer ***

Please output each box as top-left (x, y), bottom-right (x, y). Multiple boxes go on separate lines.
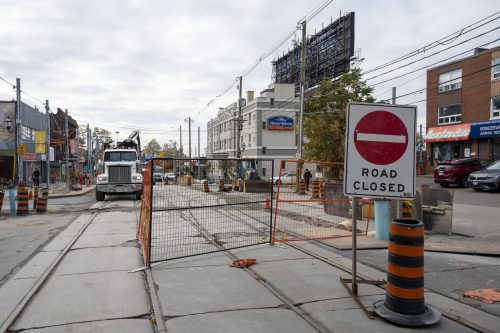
top-left (151, 242), bottom-right (500, 333)
top-left (1, 202), bottom-right (499, 332)
top-left (0, 200), bottom-right (152, 332)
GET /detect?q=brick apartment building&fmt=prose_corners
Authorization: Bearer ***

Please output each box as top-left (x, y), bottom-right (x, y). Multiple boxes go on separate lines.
top-left (425, 46), bottom-right (500, 171)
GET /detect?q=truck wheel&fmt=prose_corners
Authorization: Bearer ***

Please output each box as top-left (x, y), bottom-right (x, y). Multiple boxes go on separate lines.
top-left (96, 190), bottom-right (105, 201)
top-left (135, 190), bottom-right (142, 200)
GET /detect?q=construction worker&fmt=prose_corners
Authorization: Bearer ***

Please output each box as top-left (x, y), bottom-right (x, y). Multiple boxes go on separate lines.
top-left (303, 168), bottom-right (312, 191)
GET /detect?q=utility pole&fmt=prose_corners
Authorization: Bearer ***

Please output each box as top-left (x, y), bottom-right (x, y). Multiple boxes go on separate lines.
top-left (65, 109), bottom-right (70, 190)
top-left (76, 126), bottom-right (80, 175)
top-left (236, 76), bottom-right (243, 158)
top-left (198, 126), bottom-right (201, 179)
top-left (419, 124), bottom-right (423, 166)
top-left (392, 87), bottom-right (396, 105)
top-left (45, 100), bottom-right (50, 190)
top-left (179, 125), bottom-right (183, 158)
top-left (87, 124), bottom-right (90, 177)
top-left (16, 78), bottom-right (23, 182)
top-left (184, 117), bottom-right (193, 159)
top-left (297, 21), bottom-right (307, 160)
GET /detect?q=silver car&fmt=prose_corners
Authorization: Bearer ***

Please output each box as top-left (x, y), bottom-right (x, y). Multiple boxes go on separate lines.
top-left (468, 160), bottom-right (500, 191)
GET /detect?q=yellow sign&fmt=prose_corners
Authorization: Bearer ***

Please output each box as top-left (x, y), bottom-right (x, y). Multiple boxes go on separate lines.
top-left (18, 144), bottom-right (26, 155)
top-left (35, 130), bottom-right (46, 144)
top-left (159, 151), bottom-right (164, 158)
top-left (36, 143), bottom-right (46, 154)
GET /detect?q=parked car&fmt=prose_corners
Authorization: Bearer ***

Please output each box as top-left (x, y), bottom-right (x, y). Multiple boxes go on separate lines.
top-left (270, 172), bottom-right (296, 185)
top-left (434, 158), bottom-right (489, 187)
top-left (468, 160), bottom-right (500, 191)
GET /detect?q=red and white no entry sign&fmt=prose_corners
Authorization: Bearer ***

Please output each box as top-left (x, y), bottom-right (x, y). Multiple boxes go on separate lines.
top-left (344, 103), bottom-right (416, 199)
top-left (354, 111), bottom-right (408, 165)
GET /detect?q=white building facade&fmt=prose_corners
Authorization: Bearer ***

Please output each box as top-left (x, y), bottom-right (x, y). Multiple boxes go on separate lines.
top-left (207, 83), bottom-right (299, 177)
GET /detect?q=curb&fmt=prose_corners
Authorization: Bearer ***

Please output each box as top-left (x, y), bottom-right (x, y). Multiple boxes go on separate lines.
top-left (49, 187), bottom-right (95, 199)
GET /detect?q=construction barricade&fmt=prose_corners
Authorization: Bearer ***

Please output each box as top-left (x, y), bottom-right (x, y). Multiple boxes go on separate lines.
top-left (33, 186), bottom-right (39, 210)
top-left (272, 160), bottom-right (372, 243)
top-left (36, 189), bottom-right (48, 213)
top-left (374, 219), bottom-right (441, 326)
top-left (17, 181), bottom-right (29, 215)
top-left (138, 158), bottom-right (274, 267)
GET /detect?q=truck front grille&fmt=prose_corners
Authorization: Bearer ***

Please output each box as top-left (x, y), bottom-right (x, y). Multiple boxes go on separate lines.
top-left (109, 166), bottom-right (131, 183)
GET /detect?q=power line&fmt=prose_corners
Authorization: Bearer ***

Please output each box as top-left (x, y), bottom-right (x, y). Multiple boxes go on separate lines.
top-left (379, 62), bottom-right (497, 103)
top-left (369, 37), bottom-right (500, 87)
top-left (366, 26), bottom-right (500, 83)
top-left (363, 11), bottom-right (500, 75)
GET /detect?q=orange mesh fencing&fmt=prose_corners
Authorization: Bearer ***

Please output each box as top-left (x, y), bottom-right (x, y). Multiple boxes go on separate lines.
top-left (272, 160), bottom-right (372, 243)
top-left (138, 161), bottom-right (152, 266)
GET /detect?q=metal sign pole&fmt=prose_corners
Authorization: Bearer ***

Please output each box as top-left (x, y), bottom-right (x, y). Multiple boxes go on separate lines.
top-left (351, 196), bottom-right (358, 296)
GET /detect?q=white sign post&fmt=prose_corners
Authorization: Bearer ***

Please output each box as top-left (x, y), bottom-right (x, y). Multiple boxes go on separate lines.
top-left (341, 102), bottom-right (416, 301)
top-left (344, 102), bottom-right (417, 199)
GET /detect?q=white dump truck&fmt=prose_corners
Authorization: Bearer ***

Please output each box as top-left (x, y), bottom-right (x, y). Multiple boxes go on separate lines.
top-left (96, 131), bottom-right (143, 201)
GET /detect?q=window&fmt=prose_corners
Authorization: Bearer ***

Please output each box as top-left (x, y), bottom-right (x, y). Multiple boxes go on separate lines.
top-left (262, 121), bottom-right (266, 129)
top-left (262, 168), bottom-right (266, 176)
top-left (439, 69), bottom-right (462, 92)
top-left (248, 113), bottom-right (251, 125)
top-left (492, 96), bottom-right (500, 118)
top-left (253, 136), bottom-right (255, 142)
top-left (493, 57), bottom-right (500, 80)
top-left (438, 104), bottom-right (461, 125)
top-left (262, 147), bottom-right (266, 155)
top-left (270, 98), bottom-right (274, 106)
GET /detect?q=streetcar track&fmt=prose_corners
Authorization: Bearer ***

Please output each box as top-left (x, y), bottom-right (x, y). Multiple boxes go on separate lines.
top-left (1, 195), bottom-right (120, 333)
top-left (150, 184), bottom-right (485, 332)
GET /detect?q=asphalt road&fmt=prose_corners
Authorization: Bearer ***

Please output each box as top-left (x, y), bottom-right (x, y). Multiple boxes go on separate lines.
top-left (0, 191), bottom-right (96, 287)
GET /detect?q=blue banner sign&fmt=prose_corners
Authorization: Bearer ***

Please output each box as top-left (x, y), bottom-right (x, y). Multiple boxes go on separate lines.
top-left (470, 119), bottom-right (500, 138)
top-left (267, 116), bottom-right (294, 130)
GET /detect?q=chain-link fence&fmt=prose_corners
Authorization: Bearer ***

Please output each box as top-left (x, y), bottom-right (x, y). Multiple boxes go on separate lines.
top-left (141, 158), bottom-right (274, 265)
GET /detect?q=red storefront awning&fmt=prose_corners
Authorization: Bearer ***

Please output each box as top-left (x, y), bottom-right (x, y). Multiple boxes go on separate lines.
top-left (425, 123), bottom-right (471, 142)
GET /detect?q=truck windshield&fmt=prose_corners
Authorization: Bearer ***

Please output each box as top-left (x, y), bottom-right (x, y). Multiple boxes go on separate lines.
top-left (104, 151), bottom-right (137, 162)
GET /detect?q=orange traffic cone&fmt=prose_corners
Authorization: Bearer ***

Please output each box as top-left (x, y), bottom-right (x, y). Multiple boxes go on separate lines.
top-left (28, 189), bottom-right (33, 200)
top-left (264, 195), bottom-right (271, 209)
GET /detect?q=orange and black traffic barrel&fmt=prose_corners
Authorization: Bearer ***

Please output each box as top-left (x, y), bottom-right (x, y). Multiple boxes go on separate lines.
top-left (299, 179), bottom-right (306, 195)
top-left (310, 180), bottom-right (320, 199)
top-left (373, 219), bottom-right (441, 326)
top-left (203, 180), bottom-right (209, 193)
top-left (17, 181), bottom-right (29, 215)
top-left (36, 189), bottom-right (48, 213)
top-left (218, 179), bottom-right (225, 192)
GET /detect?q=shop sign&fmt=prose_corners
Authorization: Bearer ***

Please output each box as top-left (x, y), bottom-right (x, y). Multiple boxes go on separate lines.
top-left (425, 123), bottom-right (470, 142)
top-left (469, 119), bottom-right (500, 138)
top-left (267, 116), bottom-right (294, 130)
top-left (24, 152), bottom-right (37, 161)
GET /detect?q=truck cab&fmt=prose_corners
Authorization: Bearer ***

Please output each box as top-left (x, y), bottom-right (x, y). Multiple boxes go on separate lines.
top-left (96, 148), bottom-right (143, 201)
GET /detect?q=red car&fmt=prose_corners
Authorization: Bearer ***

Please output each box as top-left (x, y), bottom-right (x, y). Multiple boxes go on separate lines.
top-left (434, 158), bottom-right (489, 187)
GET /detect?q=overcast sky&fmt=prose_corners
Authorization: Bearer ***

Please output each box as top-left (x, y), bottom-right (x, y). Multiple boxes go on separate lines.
top-left (0, 0), bottom-right (498, 152)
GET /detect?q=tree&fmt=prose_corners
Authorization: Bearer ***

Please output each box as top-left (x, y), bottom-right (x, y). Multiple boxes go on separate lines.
top-left (143, 139), bottom-right (161, 157)
top-left (303, 68), bottom-right (375, 162)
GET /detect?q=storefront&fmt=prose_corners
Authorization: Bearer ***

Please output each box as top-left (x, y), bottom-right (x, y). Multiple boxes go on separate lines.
top-left (469, 119), bottom-right (500, 162)
top-left (425, 123), bottom-right (472, 167)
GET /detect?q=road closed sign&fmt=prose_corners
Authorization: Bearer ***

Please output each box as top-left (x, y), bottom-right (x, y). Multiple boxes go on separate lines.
top-left (344, 102), bottom-right (417, 199)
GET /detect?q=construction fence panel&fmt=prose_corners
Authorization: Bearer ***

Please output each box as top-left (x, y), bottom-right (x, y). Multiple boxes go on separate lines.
top-left (138, 161), bottom-right (152, 266)
top-left (149, 158), bottom-right (274, 264)
top-left (272, 160), bottom-right (372, 243)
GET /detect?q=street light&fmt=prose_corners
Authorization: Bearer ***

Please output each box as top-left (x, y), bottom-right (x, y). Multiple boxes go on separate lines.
top-left (115, 131), bottom-right (119, 143)
top-left (3, 115), bottom-right (13, 133)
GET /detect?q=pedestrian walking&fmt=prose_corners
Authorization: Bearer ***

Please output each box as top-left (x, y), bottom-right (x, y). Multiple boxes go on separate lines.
top-left (303, 168), bottom-right (312, 191)
top-left (32, 168), bottom-right (40, 186)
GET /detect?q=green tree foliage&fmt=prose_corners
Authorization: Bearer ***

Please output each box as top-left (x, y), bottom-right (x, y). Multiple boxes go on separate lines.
top-left (143, 138), bottom-right (161, 157)
top-left (303, 68), bottom-right (375, 162)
